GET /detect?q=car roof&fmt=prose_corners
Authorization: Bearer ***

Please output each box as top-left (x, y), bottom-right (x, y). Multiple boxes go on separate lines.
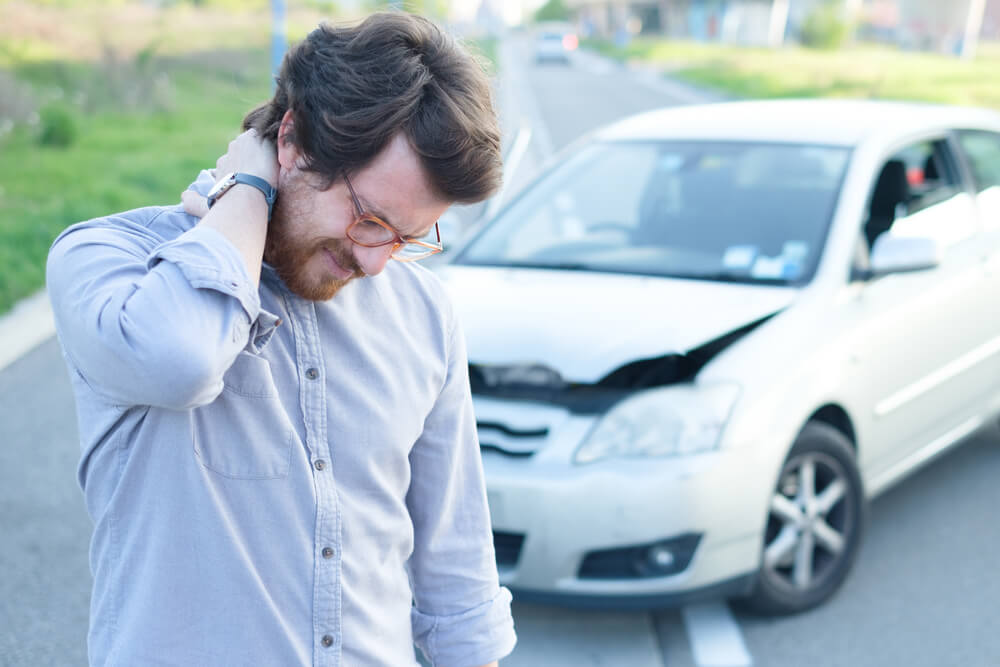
top-left (596, 99), bottom-right (1000, 147)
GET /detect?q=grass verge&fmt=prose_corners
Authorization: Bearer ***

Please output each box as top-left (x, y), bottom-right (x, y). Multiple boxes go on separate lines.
top-left (0, 2), bottom-right (328, 315)
top-left (584, 38), bottom-right (1000, 110)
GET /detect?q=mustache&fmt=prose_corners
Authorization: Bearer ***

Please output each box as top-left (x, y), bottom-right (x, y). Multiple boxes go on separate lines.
top-left (320, 241), bottom-right (363, 276)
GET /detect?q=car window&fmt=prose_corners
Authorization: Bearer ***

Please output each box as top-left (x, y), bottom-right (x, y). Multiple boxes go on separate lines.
top-left (863, 139), bottom-right (971, 250)
top-left (958, 130), bottom-right (1000, 194)
top-left (895, 141), bottom-right (962, 212)
top-left (457, 141), bottom-right (849, 285)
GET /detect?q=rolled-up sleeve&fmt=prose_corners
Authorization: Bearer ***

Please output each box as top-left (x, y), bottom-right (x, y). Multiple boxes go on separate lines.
top-left (406, 314), bottom-right (516, 667)
top-left (411, 588), bottom-right (515, 667)
top-left (47, 212), bottom-right (258, 410)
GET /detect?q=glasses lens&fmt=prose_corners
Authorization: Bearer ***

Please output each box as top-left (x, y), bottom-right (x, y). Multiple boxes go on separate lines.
top-left (349, 217), bottom-right (396, 245)
top-left (391, 242), bottom-right (440, 261)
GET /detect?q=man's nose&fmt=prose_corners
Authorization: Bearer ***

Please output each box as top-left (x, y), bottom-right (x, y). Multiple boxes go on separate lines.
top-left (354, 243), bottom-right (395, 276)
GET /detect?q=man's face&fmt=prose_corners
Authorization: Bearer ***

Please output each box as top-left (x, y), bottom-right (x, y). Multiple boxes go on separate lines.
top-left (266, 132), bottom-right (451, 301)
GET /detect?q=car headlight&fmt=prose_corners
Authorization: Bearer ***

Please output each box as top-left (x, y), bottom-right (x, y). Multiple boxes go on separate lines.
top-left (573, 382), bottom-right (741, 465)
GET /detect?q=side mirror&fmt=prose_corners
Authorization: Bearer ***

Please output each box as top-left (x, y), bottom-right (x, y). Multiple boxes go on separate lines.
top-left (870, 233), bottom-right (942, 276)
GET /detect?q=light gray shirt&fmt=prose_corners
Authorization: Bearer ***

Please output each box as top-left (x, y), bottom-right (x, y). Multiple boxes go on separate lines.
top-left (45, 173), bottom-right (516, 667)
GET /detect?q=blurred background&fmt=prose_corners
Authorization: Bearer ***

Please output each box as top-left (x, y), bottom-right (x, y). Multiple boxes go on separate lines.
top-left (2, 1), bottom-right (999, 666)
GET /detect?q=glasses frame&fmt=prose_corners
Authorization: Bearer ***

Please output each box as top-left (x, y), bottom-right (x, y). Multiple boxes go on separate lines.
top-left (342, 174), bottom-right (442, 262)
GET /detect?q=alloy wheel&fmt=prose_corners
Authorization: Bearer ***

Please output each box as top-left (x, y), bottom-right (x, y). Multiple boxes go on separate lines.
top-left (761, 450), bottom-right (856, 596)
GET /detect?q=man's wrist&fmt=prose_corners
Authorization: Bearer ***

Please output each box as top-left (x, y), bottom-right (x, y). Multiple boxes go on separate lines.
top-left (206, 172), bottom-right (277, 221)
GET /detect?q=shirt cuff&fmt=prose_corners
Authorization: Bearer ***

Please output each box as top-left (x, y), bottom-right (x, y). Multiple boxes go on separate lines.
top-left (412, 587), bottom-right (516, 667)
top-left (146, 225), bottom-right (260, 322)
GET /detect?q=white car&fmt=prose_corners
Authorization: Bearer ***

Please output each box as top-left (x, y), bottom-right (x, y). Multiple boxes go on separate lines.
top-left (534, 23), bottom-right (578, 64)
top-left (437, 99), bottom-right (1000, 614)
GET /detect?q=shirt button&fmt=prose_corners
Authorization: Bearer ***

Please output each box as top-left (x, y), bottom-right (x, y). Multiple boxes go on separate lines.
top-left (322, 547), bottom-right (334, 559)
top-left (314, 459), bottom-right (326, 471)
top-left (322, 635), bottom-right (334, 648)
top-left (305, 367), bottom-right (319, 380)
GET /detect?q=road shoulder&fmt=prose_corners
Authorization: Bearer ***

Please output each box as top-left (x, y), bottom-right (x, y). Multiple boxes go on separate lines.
top-left (0, 289), bottom-right (55, 374)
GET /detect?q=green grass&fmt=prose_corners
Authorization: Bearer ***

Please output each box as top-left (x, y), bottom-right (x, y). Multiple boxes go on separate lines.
top-left (584, 38), bottom-right (1000, 110)
top-left (0, 1), bottom-right (337, 315)
top-left (466, 35), bottom-right (498, 75)
top-left (0, 49), bottom-right (273, 314)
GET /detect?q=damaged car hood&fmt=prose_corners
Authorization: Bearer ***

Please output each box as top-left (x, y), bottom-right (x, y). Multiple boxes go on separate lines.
top-left (437, 266), bottom-right (799, 384)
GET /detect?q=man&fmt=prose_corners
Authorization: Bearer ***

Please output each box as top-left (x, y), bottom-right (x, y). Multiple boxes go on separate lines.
top-left (46, 12), bottom-right (515, 667)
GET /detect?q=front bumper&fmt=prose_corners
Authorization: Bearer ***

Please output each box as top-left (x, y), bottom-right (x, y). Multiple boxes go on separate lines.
top-left (482, 431), bottom-right (773, 604)
top-left (510, 574), bottom-right (756, 611)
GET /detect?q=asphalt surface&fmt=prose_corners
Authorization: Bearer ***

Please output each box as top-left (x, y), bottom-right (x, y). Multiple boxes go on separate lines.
top-left (1, 338), bottom-right (89, 666)
top-left (4, 33), bottom-right (1000, 667)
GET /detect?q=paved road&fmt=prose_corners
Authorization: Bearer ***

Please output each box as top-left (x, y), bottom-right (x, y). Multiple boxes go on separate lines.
top-left (4, 32), bottom-right (1000, 667)
top-left (1, 339), bottom-right (89, 666)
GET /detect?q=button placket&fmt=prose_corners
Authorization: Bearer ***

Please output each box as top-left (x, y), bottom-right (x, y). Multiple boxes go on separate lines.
top-left (285, 297), bottom-right (340, 663)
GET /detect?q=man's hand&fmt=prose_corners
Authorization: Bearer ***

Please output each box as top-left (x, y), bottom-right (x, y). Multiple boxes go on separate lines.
top-left (214, 127), bottom-right (279, 190)
top-left (184, 129), bottom-right (279, 286)
top-left (183, 129), bottom-right (278, 220)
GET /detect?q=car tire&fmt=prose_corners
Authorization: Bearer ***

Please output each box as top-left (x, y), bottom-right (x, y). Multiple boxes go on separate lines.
top-left (741, 421), bottom-right (866, 615)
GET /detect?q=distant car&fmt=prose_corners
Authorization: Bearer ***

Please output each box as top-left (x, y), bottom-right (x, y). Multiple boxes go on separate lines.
top-left (437, 100), bottom-right (1000, 614)
top-left (534, 24), bottom-right (577, 63)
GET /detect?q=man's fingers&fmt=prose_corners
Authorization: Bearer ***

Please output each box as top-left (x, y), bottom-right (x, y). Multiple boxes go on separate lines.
top-left (181, 189), bottom-right (210, 219)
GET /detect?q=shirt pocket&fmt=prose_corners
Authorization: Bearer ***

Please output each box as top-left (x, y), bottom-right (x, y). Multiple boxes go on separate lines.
top-left (192, 351), bottom-right (294, 480)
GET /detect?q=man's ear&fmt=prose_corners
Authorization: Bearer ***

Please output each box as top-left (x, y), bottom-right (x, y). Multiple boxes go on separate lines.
top-left (277, 109), bottom-right (301, 171)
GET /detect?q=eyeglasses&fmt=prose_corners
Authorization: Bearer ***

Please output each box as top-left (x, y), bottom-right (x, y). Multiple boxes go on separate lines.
top-left (343, 174), bottom-right (443, 262)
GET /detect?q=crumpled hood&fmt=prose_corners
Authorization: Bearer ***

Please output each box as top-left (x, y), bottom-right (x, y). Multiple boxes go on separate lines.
top-left (437, 265), bottom-right (798, 383)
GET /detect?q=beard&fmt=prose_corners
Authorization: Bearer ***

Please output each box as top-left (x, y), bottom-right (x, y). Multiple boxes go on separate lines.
top-left (264, 175), bottom-right (364, 301)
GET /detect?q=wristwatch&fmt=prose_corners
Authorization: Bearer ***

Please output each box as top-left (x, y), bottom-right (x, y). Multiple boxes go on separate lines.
top-left (206, 172), bottom-right (278, 221)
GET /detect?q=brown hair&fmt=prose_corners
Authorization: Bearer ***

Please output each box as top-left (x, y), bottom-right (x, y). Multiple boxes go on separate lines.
top-left (243, 12), bottom-right (502, 204)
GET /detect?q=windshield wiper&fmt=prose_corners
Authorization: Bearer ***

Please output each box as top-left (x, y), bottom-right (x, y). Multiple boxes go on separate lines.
top-left (676, 271), bottom-right (794, 286)
top-left (466, 260), bottom-right (593, 271)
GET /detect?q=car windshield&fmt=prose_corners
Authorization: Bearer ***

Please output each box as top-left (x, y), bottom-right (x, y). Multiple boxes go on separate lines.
top-left (456, 141), bottom-right (850, 285)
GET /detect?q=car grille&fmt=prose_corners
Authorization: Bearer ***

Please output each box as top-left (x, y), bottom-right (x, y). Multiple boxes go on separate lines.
top-left (477, 421), bottom-right (548, 457)
top-left (493, 531), bottom-right (526, 567)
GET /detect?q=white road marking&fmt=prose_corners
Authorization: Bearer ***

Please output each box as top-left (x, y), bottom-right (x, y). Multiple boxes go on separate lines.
top-left (0, 290), bottom-right (55, 373)
top-left (502, 40), bottom-right (555, 159)
top-left (505, 602), bottom-right (666, 667)
top-left (681, 602), bottom-right (753, 667)
top-left (485, 124), bottom-right (533, 220)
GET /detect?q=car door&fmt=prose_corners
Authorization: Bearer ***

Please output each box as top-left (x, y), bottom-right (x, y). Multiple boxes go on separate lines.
top-left (848, 136), bottom-right (989, 477)
top-left (957, 129), bottom-right (1000, 289)
top-left (955, 128), bottom-right (1000, 410)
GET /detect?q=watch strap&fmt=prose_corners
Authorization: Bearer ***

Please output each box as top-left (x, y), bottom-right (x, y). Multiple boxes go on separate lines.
top-left (207, 172), bottom-right (277, 221)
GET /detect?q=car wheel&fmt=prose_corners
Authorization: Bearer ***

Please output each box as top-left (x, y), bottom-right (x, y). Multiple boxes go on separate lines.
top-left (743, 421), bottom-right (866, 615)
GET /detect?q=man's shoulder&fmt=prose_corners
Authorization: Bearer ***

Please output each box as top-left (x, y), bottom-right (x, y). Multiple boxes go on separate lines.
top-left (51, 203), bottom-right (197, 252)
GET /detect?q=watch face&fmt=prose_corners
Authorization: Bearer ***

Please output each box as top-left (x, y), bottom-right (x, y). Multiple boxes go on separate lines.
top-left (207, 172), bottom-right (237, 201)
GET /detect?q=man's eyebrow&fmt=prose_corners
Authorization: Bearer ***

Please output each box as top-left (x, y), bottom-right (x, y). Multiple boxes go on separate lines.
top-left (354, 192), bottom-right (425, 238)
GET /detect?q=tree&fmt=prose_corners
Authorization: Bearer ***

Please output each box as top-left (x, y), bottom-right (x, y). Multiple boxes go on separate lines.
top-left (534, 0), bottom-right (569, 23)
top-left (799, 0), bottom-right (849, 50)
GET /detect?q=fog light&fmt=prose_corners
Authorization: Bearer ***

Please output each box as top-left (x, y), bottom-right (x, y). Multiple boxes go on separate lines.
top-left (647, 545), bottom-right (676, 569)
top-left (578, 533), bottom-right (701, 579)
